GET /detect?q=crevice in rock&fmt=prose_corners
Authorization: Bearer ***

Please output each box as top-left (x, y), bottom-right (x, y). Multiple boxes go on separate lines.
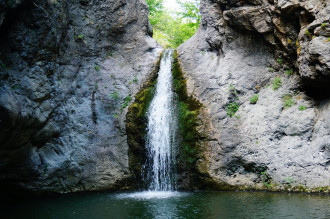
top-left (91, 90), bottom-right (97, 125)
top-left (0, 0), bottom-right (33, 64)
top-left (299, 77), bottom-right (330, 102)
top-left (225, 157), bottom-right (267, 176)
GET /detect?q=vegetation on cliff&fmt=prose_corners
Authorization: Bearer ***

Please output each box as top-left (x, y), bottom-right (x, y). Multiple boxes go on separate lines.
top-left (126, 54), bottom-right (162, 187)
top-left (127, 50), bottom-right (213, 190)
top-left (172, 51), bottom-right (202, 168)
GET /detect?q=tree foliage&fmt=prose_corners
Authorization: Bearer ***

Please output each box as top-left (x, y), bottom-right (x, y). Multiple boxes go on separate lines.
top-left (146, 0), bottom-right (201, 48)
top-left (145, 0), bottom-right (163, 16)
top-left (177, 0), bottom-right (201, 23)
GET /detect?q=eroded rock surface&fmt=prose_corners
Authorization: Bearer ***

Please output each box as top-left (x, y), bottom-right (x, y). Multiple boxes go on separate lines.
top-left (0, 0), bottom-right (162, 197)
top-left (178, 0), bottom-right (329, 191)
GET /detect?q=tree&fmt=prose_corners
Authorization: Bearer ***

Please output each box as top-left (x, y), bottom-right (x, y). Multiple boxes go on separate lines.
top-left (145, 0), bottom-right (164, 16)
top-left (177, 0), bottom-right (201, 23)
top-left (145, 0), bottom-right (201, 48)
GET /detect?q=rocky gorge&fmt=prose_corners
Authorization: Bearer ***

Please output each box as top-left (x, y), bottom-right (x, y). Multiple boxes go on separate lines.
top-left (0, 0), bottom-right (329, 199)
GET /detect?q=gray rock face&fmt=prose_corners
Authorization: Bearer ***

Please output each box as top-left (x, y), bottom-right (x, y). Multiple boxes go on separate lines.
top-left (223, 6), bottom-right (273, 34)
top-left (178, 0), bottom-right (329, 191)
top-left (0, 0), bottom-right (162, 196)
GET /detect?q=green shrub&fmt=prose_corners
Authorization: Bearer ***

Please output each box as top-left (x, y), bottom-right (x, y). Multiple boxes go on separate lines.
top-left (285, 69), bottom-right (293, 75)
top-left (74, 35), bottom-right (84, 41)
top-left (277, 58), bottom-right (283, 65)
top-left (268, 66), bottom-right (274, 72)
top-left (283, 177), bottom-right (296, 185)
top-left (43, 164), bottom-right (48, 175)
top-left (172, 51), bottom-right (203, 170)
top-left (321, 23), bottom-right (327, 28)
top-left (263, 182), bottom-right (273, 189)
top-left (305, 29), bottom-right (310, 36)
top-left (298, 105), bottom-right (306, 111)
top-left (110, 91), bottom-right (119, 102)
top-left (272, 76), bottom-right (282, 90)
top-left (133, 75), bottom-right (138, 84)
top-left (250, 94), bottom-right (259, 104)
top-left (94, 65), bottom-right (100, 71)
top-left (10, 84), bottom-right (20, 90)
top-left (261, 171), bottom-right (271, 182)
top-left (121, 95), bottom-right (132, 111)
top-left (229, 84), bottom-right (238, 96)
top-left (0, 63), bottom-right (7, 71)
top-left (227, 102), bottom-right (240, 117)
top-left (283, 95), bottom-right (294, 109)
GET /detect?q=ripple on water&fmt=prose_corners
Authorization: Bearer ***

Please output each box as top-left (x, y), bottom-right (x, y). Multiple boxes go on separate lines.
top-left (116, 191), bottom-right (187, 200)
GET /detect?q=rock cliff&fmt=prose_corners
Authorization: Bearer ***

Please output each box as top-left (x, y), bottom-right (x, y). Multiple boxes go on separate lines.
top-left (1, 0), bottom-right (329, 196)
top-left (0, 0), bottom-right (162, 197)
top-left (178, 0), bottom-right (330, 192)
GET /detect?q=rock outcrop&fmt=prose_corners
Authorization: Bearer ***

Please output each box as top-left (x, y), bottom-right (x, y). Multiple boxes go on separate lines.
top-left (0, 0), bottom-right (162, 197)
top-left (178, 0), bottom-right (329, 192)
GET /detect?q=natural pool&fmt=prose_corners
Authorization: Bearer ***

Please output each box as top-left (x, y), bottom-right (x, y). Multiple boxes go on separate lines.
top-left (2, 191), bottom-right (330, 218)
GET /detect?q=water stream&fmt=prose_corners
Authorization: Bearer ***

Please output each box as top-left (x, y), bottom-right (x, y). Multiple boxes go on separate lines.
top-left (144, 49), bottom-right (177, 191)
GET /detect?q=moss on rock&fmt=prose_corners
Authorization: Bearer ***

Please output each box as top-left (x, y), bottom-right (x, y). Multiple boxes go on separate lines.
top-left (126, 54), bottom-right (161, 188)
top-left (172, 51), bottom-right (214, 190)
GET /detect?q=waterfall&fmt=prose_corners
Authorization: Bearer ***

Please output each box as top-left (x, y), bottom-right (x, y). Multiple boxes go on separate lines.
top-left (144, 49), bottom-right (177, 191)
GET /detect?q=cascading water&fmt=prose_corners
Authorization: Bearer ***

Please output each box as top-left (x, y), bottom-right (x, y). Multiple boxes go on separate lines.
top-left (144, 49), bottom-right (177, 191)
top-left (120, 49), bottom-right (180, 199)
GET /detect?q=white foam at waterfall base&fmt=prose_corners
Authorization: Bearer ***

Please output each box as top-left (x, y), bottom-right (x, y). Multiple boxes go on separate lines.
top-left (117, 191), bottom-right (185, 200)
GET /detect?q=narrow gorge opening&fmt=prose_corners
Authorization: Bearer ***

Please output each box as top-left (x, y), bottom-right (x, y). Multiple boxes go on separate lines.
top-left (146, 0), bottom-right (200, 48)
top-left (125, 1), bottom-right (205, 193)
top-left (126, 49), bottom-right (216, 193)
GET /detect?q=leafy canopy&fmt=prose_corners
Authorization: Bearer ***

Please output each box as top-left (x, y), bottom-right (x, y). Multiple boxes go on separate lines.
top-left (146, 0), bottom-right (201, 48)
top-left (145, 0), bottom-right (163, 16)
top-left (177, 0), bottom-right (200, 23)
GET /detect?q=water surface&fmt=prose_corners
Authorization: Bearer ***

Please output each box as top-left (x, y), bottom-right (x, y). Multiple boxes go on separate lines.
top-left (2, 191), bottom-right (330, 219)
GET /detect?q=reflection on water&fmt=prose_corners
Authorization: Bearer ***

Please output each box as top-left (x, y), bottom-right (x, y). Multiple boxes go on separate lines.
top-left (117, 191), bottom-right (186, 200)
top-left (117, 191), bottom-right (188, 219)
top-left (2, 191), bottom-right (330, 219)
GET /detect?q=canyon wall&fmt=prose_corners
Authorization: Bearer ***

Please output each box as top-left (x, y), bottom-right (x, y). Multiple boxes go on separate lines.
top-left (0, 0), bottom-right (162, 197)
top-left (178, 0), bottom-right (330, 192)
top-left (1, 0), bottom-right (329, 196)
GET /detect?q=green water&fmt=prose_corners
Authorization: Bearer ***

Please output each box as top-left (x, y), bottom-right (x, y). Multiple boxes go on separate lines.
top-left (2, 191), bottom-right (330, 219)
